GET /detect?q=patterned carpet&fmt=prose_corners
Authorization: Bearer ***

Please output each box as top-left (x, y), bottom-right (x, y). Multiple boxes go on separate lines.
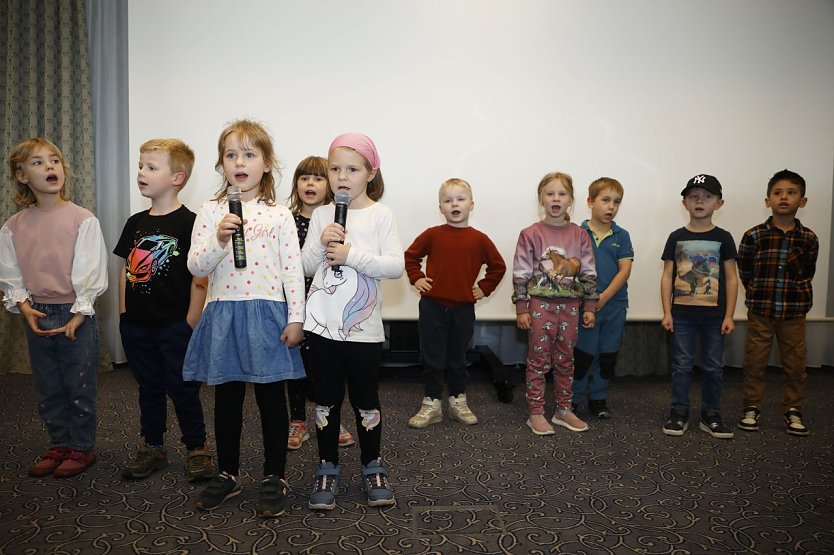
top-left (0, 366), bottom-right (832, 555)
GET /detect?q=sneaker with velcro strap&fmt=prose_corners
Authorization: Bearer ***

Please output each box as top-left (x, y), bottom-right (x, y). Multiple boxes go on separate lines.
top-left (361, 458), bottom-right (396, 507)
top-left (309, 461), bottom-right (340, 510)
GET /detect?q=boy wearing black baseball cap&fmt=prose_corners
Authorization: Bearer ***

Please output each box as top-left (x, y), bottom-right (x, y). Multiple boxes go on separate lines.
top-left (659, 174), bottom-right (739, 439)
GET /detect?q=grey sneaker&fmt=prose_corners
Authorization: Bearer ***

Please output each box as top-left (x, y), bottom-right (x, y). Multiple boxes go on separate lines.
top-left (309, 461), bottom-right (340, 510)
top-left (408, 397), bottom-right (442, 428)
top-left (784, 408), bottom-right (809, 437)
top-left (448, 394), bottom-right (478, 425)
top-left (737, 406), bottom-right (760, 432)
top-left (195, 472), bottom-right (241, 510)
top-left (361, 458), bottom-right (395, 507)
top-left (699, 414), bottom-right (734, 439)
top-left (186, 445), bottom-right (215, 482)
top-left (258, 475), bottom-right (288, 518)
top-left (122, 445), bottom-right (168, 479)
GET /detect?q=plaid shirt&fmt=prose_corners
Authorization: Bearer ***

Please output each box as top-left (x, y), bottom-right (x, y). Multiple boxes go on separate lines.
top-left (737, 217), bottom-right (818, 320)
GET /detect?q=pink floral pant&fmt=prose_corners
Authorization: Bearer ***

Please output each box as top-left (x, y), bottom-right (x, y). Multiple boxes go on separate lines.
top-left (525, 297), bottom-right (581, 415)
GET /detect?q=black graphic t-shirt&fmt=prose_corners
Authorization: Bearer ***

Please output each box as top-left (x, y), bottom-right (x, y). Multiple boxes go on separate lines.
top-left (115, 205), bottom-right (197, 325)
top-left (661, 226), bottom-right (736, 319)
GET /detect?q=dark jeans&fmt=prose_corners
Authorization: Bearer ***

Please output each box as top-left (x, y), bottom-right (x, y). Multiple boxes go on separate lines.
top-left (418, 297), bottom-right (474, 399)
top-left (669, 315), bottom-right (725, 417)
top-left (308, 333), bottom-right (382, 466)
top-left (26, 303), bottom-right (99, 451)
top-left (120, 320), bottom-right (206, 449)
top-left (214, 381), bottom-right (288, 477)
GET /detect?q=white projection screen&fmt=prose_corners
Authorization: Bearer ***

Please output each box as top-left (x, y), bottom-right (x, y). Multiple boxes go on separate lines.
top-left (128, 1), bottom-right (834, 321)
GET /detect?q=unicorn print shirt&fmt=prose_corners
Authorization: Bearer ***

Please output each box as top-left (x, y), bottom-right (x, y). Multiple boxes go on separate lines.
top-left (188, 198), bottom-right (305, 323)
top-left (302, 202), bottom-right (404, 343)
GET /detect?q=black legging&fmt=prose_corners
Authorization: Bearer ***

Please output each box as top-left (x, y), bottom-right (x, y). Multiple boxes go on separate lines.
top-left (307, 333), bottom-right (383, 466)
top-left (214, 381), bottom-right (288, 477)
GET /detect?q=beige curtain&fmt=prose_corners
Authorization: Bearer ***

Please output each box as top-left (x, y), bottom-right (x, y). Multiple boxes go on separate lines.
top-left (0, 0), bottom-right (103, 374)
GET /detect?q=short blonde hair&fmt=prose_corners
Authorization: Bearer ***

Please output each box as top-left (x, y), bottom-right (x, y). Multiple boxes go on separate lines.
top-left (140, 138), bottom-right (196, 185)
top-left (537, 171), bottom-right (574, 222)
top-left (588, 177), bottom-right (623, 199)
top-left (8, 138), bottom-right (71, 208)
top-left (439, 178), bottom-right (473, 199)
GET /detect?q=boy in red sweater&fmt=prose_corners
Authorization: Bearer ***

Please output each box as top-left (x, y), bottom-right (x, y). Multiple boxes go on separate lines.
top-left (405, 178), bottom-right (506, 428)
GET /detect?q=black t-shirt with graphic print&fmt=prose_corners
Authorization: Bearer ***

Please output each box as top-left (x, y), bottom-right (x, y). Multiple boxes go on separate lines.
top-left (115, 205), bottom-right (196, 325)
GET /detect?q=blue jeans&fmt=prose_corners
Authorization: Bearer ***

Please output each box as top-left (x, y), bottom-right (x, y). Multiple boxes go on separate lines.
top-left (669, 315), bottom-right (725, 417)
top-left (573, 304), bottom-right (627, 404)
top-left (120, 320), bottom-right (206, 449)
top-left (25, 303), bottom-right (99, 451)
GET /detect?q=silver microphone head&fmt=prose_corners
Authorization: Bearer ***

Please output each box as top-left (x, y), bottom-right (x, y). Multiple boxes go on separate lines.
top-left (334, 191), bottom-right (351, 206)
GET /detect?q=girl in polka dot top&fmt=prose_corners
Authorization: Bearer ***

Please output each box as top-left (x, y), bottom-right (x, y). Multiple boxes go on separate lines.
top-left (183, 119), bottom-right (305, 516)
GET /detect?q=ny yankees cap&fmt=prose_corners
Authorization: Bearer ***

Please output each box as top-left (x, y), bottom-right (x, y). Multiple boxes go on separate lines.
top-left (681, 174), bottom-right (722, 197)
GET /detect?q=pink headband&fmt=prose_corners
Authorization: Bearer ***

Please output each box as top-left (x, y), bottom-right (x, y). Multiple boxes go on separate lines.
top-left (329, 132), bottom-right (380, 171)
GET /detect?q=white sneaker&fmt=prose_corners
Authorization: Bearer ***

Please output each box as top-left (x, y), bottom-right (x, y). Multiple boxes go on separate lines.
top-left (408, 397), bottom-right (442, 428)
top-left (448, 394), bottom-right (478, 425)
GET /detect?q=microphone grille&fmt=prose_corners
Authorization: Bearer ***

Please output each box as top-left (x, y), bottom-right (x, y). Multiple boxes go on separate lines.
top-left (334, 191), bottom-right (352, 206)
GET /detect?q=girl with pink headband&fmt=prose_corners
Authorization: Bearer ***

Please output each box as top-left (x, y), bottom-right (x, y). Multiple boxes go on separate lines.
top-left (301, 132), bottom-right (404, 510)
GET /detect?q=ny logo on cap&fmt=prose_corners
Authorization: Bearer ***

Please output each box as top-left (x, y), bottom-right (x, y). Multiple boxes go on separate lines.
top-left (693, 175), bottom-right (706, 184)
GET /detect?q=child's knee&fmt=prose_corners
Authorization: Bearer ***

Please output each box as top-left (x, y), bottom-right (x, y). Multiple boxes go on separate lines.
top-left (315, 404), bottom-right (334, 430)
top-left (573, 347), bottom-right (594, 379)
top-left (599, 351), bottom-right (619, 380)
top-left (357, 408), bottom-right (381, 432)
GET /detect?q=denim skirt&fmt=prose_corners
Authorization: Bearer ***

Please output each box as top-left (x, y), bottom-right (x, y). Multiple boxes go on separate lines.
top-left (183, 299), bottom-right (305, 385)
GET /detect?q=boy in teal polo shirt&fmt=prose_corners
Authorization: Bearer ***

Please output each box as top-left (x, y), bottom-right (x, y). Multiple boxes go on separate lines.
top-left (573, 178), bottom-right (634, 418)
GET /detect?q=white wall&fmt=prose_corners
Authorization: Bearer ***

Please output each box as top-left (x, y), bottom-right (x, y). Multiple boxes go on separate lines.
top-left (128, 0), bottom-right (834, 321)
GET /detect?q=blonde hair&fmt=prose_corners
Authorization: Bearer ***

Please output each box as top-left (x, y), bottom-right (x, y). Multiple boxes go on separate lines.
top-left (588, 177), bottom-right (624, 199)
top-left (8, 138), bottom-right (71, 208)
top-left (537, 171), bottom-right (574, 221)
top-left (439, 178), bottom-right (473, 199)
top-left (140, 138), bottom-right (196, 185)
top-left (213, 119), bottom-right (280, 205)
top-left (288, 156), bottom-right (333, 215)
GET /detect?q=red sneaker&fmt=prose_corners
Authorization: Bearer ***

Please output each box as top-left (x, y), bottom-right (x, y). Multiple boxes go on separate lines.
top-left (28, 447), bottom-right (69, 477)
top-left (53, 449), bottom-right (97, 478)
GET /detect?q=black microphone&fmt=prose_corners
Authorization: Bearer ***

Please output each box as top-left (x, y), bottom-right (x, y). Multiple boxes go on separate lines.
top-left (227, 185), bottom-right (246, 269)
top-left (332, 190), bottom-right (351, 275)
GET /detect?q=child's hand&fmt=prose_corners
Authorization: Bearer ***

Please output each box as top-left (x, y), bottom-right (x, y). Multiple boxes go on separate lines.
top-left (217, 213), bottom-right (245, 246)
top-left (18, 300), bottom-right (48, 336)
top-left (280, 322), bottom-right (303, 347)
top-left (62, 314), bottom-right (87, 341)
top-left (516, 313), bottom-right (532, 330)
top-left (582, 310), bottom-right (595, 329)
top-left (721, 317), bottom-right (735, 335)
top-left (320, 223), bottom-right (345, 247)
top-left (325, 242), bottom-right (351, 267)
top-left (661, 314), bottom-right (674, 332)
top-left (472, 286), bottom-right (485, 300)
top-left (415, 277), bottom-right (433, 293)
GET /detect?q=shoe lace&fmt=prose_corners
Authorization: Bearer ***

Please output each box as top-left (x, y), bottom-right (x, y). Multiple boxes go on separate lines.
top-left (743, 409), bottom-right (758, 420)
top-left (364, 469), bottom-right (390, 491)
top-left (313, 471), bottom-right (336, 494)
top-left (416, 404), bottom-right (436, 418)
top-left (786, 412), bottom-right (803, 425)
top-left (288, 422), bottom-right (303, 437)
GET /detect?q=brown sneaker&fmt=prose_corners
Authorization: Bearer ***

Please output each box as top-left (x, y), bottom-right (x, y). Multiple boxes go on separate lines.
top-left (28, 447), bottom-right (69, 477)
top-left (53, 449), bottom-right (97, 478)
top-left (187, 445), bottom-right (215, 482)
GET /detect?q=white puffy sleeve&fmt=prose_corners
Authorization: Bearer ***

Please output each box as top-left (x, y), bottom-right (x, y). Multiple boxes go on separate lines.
top-left (70, 216), bottom-right (109, 315)
top-left (0, 224), bottom-right (30, 313)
